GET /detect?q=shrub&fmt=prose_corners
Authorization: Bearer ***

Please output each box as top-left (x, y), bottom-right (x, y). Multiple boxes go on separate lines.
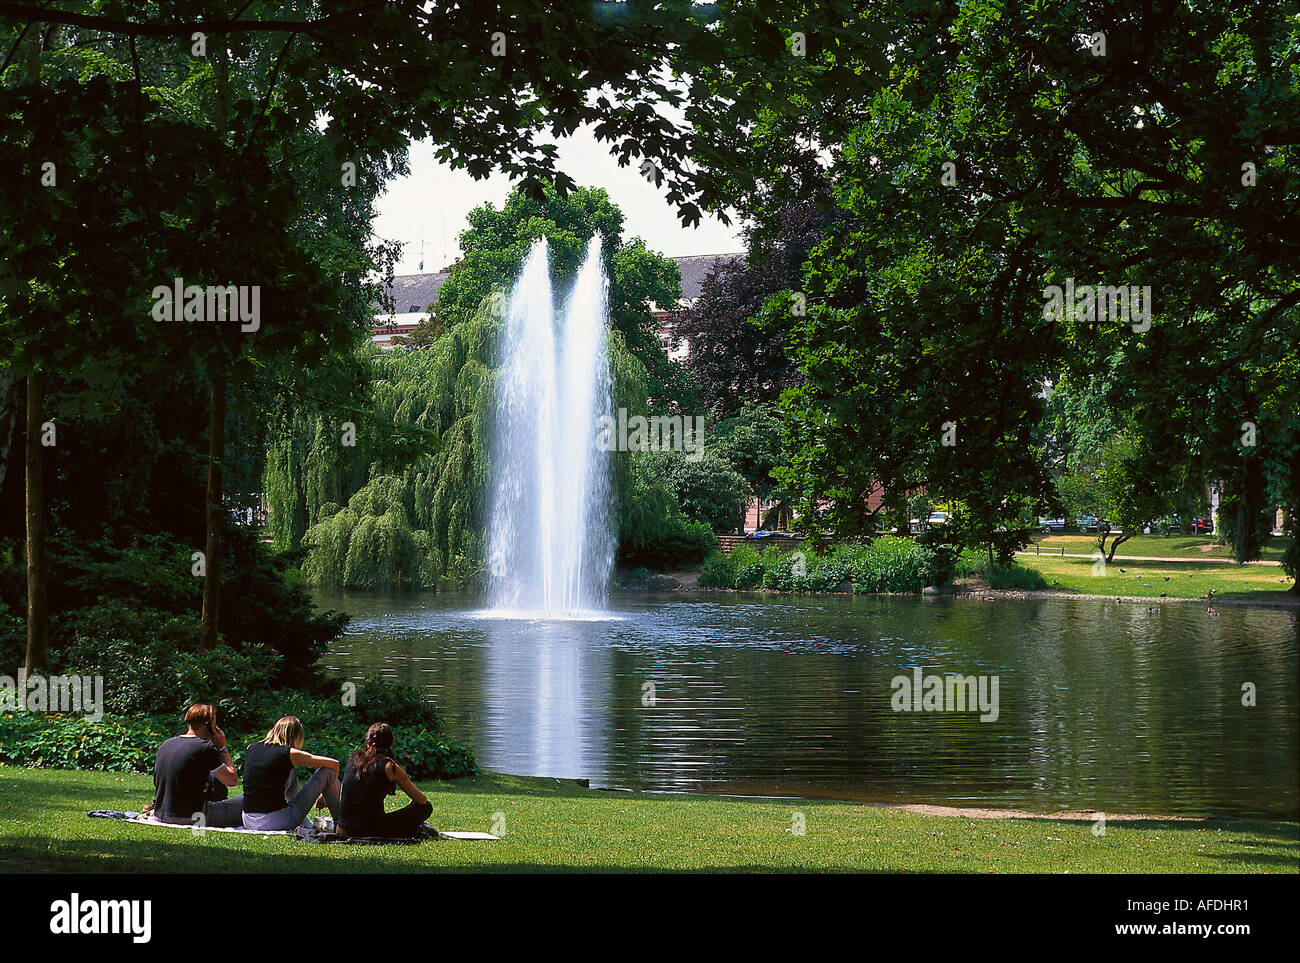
top-left (760, 546), bottom-right (819, 591)
top-left (844, 537), bottom-right (943, 594)
top-left (174, 645), bottom-right (283, 732)
top-left (0, 712), bottom-right (169, 773)
top-left (55, 633), bottom-right (182, 719)
top-left (0, 675), bottom-right (478, 781)
top-left (954, 548), bottom-right (989, 580)
top-left (350, 677), bottom-right (443, 731)
top-left (727, 544), bottom-right (764, 589)
top-left (656, 451), bottom-right (750, 533)
top-left (985, 564), bottom-right (1049, 590)
top-left (0, 599), bottom-right (26, 672)
top-left (697, 551), bottom-right (735, 588)
top-left (806, 548), bottom-right (853, 592)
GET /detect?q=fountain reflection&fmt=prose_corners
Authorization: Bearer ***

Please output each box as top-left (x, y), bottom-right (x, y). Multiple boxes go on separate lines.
top-left (476, 614), bottom-right (611, 780)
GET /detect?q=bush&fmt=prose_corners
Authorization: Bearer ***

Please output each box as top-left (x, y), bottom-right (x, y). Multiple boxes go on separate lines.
top-left (697, 551), bottom-right (735, 588)
top-left (953, 550), bottom-right (1048, 590)
top-left (244, 677), bottom-right (470, 780)
top-left (0, 599), bottom-right (26, 672)
top-left (350, 677), bottom-right (443, 732)
top-left (174, 644), bottom-right (283, 732)
top-left (985, 564), bottom-right (1049, 590)
top-left (0, 712), bottom-right (169, 773)
top-left (697, 539), bottom-right (950, 595)
top-left (0, 674), bottom-right (477, 781)
top-left (726, 544), bottom-right (765, 589)
top-left (53, 612), bottom-right (283, 727)
top-left (55, 634), bottom-right (182, 719)
top-left (844, 537), bottom-right (947, 594)
top-left (656, 451), bottom-right (750, 533)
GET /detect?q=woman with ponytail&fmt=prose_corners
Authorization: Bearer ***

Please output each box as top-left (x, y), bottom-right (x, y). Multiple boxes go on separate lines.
top-left (338, 722), bottom-right (433, 838)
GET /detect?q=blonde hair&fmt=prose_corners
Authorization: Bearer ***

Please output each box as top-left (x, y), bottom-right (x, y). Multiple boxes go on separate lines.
top-left (264, 716), bottom-right (305, 749)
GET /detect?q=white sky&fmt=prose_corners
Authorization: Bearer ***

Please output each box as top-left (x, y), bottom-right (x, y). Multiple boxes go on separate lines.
top-left (371, 125), bottom-right (746, 275)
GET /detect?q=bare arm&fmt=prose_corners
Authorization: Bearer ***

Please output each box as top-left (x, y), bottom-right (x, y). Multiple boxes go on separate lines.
top-left (210, 726), bottom-right (238, 786)
top-left (386, 760), bottom-right (427, 806)
top-left (289, 748), bottom-right (339, 772)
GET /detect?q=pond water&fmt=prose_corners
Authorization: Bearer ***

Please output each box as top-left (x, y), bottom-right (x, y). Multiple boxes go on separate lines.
top-left (317, 591), bottom-right (1299, 819)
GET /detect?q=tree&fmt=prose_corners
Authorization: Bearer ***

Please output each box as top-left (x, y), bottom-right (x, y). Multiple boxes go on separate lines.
top-left (417, 183), bottom-right (694, 411)
top-left (651, 450), bottom-right (749, 534)
top-left (675, 200), bottom-right (831, 418)
top-left (713, 402), bottom-right (790, 529)
top-left (686, 1), bottom-right (1299, 570)
top-left (1091, 432), bottom-right (1176, 562)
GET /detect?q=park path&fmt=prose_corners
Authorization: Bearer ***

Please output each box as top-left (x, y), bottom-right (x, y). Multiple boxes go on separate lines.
top-left (1019, 550), bottom-right (1282, 565)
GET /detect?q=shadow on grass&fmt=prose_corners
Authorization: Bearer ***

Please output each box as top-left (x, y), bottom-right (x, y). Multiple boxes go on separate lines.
top-left (0, 835), bottom-right (899, 874)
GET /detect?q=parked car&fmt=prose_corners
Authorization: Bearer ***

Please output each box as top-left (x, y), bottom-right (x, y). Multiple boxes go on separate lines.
top-left (927, 511), bottom-right (949, 527)
top-left (1076, 514), bottom-right (1101, 532)
top-left (1037, 517), bottom-right (1067, 533)
top-left (1190, 516), bottom-right (1213, 534)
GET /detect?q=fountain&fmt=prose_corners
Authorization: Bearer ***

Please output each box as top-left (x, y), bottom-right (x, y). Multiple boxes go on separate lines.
top-left (485, 235), bottom-right (615, 617)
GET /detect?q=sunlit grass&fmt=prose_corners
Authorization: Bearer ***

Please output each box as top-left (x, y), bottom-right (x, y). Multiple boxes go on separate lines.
top-left (0, 767), bottom-right (1294, 874)
top-left (1017, 555), bottom-right (1295, 601)
top-left (1029, 534), bottom-right (1287, 561)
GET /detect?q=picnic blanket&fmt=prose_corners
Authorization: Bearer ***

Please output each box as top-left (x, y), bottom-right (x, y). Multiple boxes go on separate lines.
top-left (87, 810), bottom-right (295, 835)
top-left (87, 811), bottom-right (498, 844)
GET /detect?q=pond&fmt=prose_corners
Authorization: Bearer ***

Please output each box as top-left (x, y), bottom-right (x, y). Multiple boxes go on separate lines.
top-left (316, 591), bottom-right (1299, 819)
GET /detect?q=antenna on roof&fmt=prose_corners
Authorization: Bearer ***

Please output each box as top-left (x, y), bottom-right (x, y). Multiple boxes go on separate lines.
top-left (418, 237), bottom-right (425, 272)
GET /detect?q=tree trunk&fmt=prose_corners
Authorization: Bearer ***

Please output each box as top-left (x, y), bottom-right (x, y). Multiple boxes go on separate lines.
top-left (200, 370), bottom-right (227, 650)
top-left (0, 371), bottom-right (18, 498)
top-left (1106, 533), bottom-right (1130, 563)
top-left (22, 34), bottom-right (47, 674)
top-left (199, 37), bottom-right (230, 651)
top-left (24, 372), bottom-right (47, 672)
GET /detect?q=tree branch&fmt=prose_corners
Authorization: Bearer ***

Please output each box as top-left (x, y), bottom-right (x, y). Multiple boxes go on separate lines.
top-left (0, 1), bottom-right (385, 38)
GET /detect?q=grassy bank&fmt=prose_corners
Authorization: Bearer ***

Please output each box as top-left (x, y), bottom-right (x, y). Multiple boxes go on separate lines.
top-left (1014, 555), bottom-right (1296, 602)
top-left (0, 767), bottom-right (1294, 873)
top-left (1028, 534), bottom-right (1288, 560)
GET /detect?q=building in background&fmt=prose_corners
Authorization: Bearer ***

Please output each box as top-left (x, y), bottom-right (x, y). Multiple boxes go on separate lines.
top-left (372, 253), bottom-right (744, 352)
top-left (650, 253), bottom-right (743, 361)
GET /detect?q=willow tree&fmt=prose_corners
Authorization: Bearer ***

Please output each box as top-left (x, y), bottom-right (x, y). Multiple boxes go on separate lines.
top-left (272, 294), bottom-right (655, 590)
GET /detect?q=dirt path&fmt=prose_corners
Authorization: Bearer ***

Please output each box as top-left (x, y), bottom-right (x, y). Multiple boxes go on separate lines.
top-left (892, 803), bottom-right (1200, 822)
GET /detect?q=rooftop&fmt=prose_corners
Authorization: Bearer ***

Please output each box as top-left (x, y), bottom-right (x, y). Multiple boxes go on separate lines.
top-left (372, 253), bottom-right (746, 318)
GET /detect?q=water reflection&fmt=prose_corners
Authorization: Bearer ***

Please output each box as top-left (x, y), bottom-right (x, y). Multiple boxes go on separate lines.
top-left (319, 592), bottom-right (1299, 819)
top-left (478, 615), bottom-right (611, 780)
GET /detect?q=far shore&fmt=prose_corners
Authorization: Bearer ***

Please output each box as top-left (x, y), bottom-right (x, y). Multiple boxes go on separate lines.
top-left (628, 575), bottom-right (1300, 609)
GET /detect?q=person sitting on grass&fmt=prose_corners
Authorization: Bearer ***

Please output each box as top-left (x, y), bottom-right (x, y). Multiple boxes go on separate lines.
top-left (151, 703), bottom-right (243, 828)
top-left (338, 722), bottom-right (433, 838)
top-left (241, 715), bottom-right (343, 832)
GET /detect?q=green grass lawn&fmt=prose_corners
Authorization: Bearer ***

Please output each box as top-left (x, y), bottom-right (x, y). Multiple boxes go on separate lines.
top-left (0, 766), bottom-right (1294, 873)
top-left (1029, 533), bottom-right (1288, 560)
top-left (1016, 555), bottom-right (1296, 601)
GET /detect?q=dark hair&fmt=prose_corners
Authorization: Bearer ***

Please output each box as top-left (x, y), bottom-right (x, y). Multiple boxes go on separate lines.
top-left (184, 703), bottom-right (217, 732)
top-left (350, 722), bottom-right (395, 774)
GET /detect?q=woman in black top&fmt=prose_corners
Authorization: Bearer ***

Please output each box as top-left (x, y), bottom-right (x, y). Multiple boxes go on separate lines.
top-left (241, 716), bottom-right (342, 832)
top-left (338, 722), bottom-right (433, 838)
